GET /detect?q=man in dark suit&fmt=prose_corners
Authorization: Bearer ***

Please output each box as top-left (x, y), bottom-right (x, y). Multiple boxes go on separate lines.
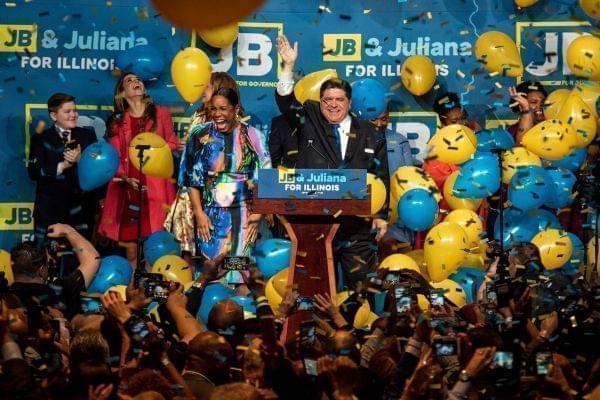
top-left (268, 114), bottom-right (298, 168)
top-left (274, 35), bottom-right (389, 289)
top-left (28, 93), bottom-right (98, 241)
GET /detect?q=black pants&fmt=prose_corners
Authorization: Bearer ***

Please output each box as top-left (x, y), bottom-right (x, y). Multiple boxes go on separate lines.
top-left (334, 217), bottom-right (378, 291)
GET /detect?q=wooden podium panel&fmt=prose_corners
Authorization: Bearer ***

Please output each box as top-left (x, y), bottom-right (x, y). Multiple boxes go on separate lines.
top-left (250, 184), bottom-right (371, 344)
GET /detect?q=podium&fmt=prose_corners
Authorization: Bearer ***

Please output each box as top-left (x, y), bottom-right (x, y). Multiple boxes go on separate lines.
top-left (250, 169), bottom-right (371, 344)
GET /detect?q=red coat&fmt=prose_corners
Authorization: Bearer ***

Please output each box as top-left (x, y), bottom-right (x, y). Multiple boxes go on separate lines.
top-left (98, 106), bottom-right (177, 241)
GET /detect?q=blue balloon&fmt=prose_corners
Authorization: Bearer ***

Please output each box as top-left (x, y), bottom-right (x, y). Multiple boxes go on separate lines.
top-left (543, 167), bottom-right (577, 209)
top-left (507, 165), bottom-right (549, 212)
top-left (253, 239), bottom-right (291, 278)
top-left (116, 45), bottom-right (165, 80)
top-left (562, 233), bottom-right (584, 275)
top-left (87, 256), bottom-right (133, 293)
top-left (548, 147), bottom-right (587, 172)
top-left (397, 188), bottom-right (439, 231)
top-left (449, 267), bottom-right (486, 304)
top-left (454, 151), bottom-right (500, 198)
top-left (528, 209), bottom-right (561, 232)
top-left (144, 231), bottom-right (180, 265)
top-left (493, 207), bottom-right (539, 247)
top-left (231, 296), bottom-right (256, 314)
top-left (78, 141), bottom-right (119, 191)
top-left (198, 283), bottom-right (234, 323)
top-left (476, 128), bottom-right (515, 152)
top-left (351, 78), bottom-right (387, 119)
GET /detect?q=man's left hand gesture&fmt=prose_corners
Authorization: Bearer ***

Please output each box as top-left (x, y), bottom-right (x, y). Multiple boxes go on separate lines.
top-left (372, 218), bottom-right (387, 241)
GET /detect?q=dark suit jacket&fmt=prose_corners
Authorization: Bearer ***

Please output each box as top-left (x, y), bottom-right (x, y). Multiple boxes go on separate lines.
top-left (268, 114), bottom-right (298, 168)
top-left (275, 91), bottom-right (389, 238)
top-left (27, 125), bottom-right (97, 235)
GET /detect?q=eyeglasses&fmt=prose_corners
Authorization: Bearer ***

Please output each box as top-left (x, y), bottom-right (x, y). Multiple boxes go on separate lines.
top-left (320, 97), bottom-right (348, 106)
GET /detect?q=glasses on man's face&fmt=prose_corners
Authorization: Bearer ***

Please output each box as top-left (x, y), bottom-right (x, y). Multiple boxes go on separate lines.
top-left (320, 97), bottom-right (348, 107)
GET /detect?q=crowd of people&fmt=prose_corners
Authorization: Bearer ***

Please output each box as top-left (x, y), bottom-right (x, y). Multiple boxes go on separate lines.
top-left (1, 34), bottom-right (599, 400)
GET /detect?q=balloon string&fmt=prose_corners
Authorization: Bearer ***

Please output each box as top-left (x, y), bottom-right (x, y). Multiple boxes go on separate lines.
top-left (468, 0), bottom-right (481, 38)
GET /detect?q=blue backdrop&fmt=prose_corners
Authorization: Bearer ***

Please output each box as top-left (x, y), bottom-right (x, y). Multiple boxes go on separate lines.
top-left (0, 0), bottom-right (591, 249)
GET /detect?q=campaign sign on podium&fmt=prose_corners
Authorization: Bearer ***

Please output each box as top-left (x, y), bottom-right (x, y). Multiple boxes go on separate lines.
top-left (257, 168), bottom-right (367, 200)
top-left (251, 168), bottom-right (371, 345)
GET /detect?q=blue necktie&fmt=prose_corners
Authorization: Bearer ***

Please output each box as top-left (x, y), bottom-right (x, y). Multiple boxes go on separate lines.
top-left (332, 124), bottom-right (341, 154)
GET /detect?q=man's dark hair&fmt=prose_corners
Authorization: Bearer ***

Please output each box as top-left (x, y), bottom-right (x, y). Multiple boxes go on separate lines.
top-left (319, 78), bottom-right (352, 100)
top-left (433, 92), bottom-right (462, 117)
top-left (47, 93), bottom-right (76, 114)
top-left (10, 241), bottom-right (45, 277)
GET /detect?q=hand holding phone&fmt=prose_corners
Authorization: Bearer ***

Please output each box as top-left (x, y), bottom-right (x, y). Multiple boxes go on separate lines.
top-left (296, 296), bottom-right (316, 311)
top-left (535, 352), bottom-right (552, 376)
top-left (394, 286), bottom-right (412, 313)
top-left (143, 273), bottom-right (179, 301)
top-left (433, 337), bottom-right (459, 357)
top-left (223, 256), bottom-right (251, 271)
top-left (428, 289), bottom-right (445, 308)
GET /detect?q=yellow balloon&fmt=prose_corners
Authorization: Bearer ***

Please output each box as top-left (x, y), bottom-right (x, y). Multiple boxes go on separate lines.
top-left (557, 92), bottom-right (597, 147)
top-left (391, 166), bottom-right (442, 202)
top-left (417, 293), bottom-right (430, 310)
top-left (336, 290), bottom-right (352, 306)
top-left (461, 242), bottom-right (488, 270)
top-left (580, 0), bottom-right (600, 18)
top-left (152, 255), bottom-right (193, 285)
top-left (151, 0), bottom-right (266, 30)
top-left (265, 277), bottom-right (283, 314)
top-left (501, 147), bottom-right (542, 184)
top-left (444, 209), bottom-right (483, 247)
top-left (406, 249), bottom-right (430, 279)
top-left (0, 249), bottom-right (13, 285)
top-left (353, 301), bottom-right (374, 330)
top-left (574, 81), bottom-right (600, 131)
top-left (587, 236), bottom-right (598, 270)
top-left (531, 229), bottom-right (573, 270)
top-left (104, 285), bottom-right (128, 299)
top-left (425, 222), bottom-right (469, 282)
top-left (567, 34), bottom-right (600, 80)
top-left (368, 173), bottom-right (386, 215)
top-left (378, 254), bottom-right (420, 273)
top-left (475, 31), bottom-right (523, 77)
top-left (271, 267), bottom-right (289, 297)
top-left (443, 171), bottom-right (483, 211)
top-left (294, 69), bottom-right (338, 104)
top-left (401, 55), bottom-right (437, 96)
top-left (199, 22), bottom-right (239, 48)
top-left (431, 279), bottom-right (467, 308)
top-left (128, 132), bottom-right (174, 178)
top-left (171, 47), bottom-right (212, 103)
top-left (515, 0), bottom-right (539, 6)
top-left (427, 124), bottom-right (478, 165)
top-left (543, 89), bottom-right (570, 119)
top-left (521, 119), bottom-right (578, 161)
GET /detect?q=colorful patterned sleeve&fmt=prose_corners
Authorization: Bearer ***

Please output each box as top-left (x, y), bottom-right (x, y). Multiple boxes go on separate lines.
top-left (247, 125), bottom-right (272, 179)
top-left (184, 119), bottom-right (212, 188)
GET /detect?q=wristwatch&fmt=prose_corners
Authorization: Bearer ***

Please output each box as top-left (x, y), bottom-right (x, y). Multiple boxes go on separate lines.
top-left (459, 369), bottom-right (472, 382)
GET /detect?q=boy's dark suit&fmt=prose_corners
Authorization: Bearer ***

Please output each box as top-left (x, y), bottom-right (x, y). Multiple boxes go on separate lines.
top-left (28, 125), bottom-right (98, 239)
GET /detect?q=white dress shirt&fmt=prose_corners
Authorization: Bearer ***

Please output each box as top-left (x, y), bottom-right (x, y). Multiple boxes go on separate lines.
top-left (56, 125), bottom-right (72, 176)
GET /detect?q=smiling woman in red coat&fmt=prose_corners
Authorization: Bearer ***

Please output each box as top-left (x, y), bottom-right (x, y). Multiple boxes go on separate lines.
top-left (98, 72), bottom-right (180, 268)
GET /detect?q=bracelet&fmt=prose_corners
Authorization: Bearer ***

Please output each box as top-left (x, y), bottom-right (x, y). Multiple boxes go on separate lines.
top-left (520, 109), bottom-right (534, 115)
